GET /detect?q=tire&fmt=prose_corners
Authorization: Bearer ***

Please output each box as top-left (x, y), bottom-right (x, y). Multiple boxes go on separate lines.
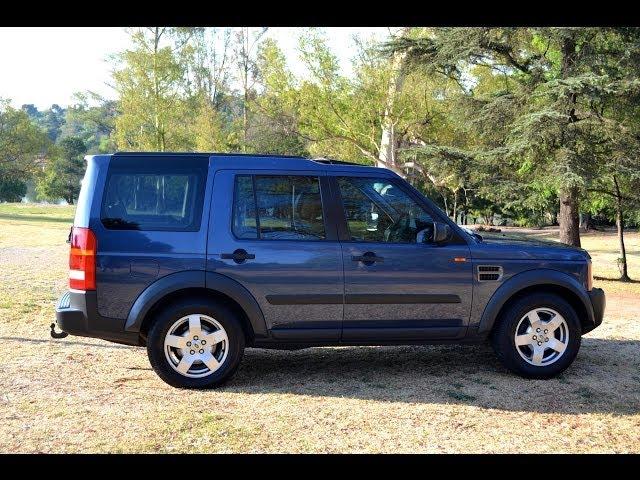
top-left (490, 293), bottom-right (581, 379)
top-left (146, 297), bottom-right (245, 389)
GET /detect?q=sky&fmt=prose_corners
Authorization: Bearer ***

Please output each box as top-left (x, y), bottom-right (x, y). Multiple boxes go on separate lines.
top-left (0, 27), bottom-right (390, 110)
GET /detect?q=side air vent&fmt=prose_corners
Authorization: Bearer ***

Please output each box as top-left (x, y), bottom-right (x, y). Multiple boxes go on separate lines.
top-left (477, 265), bottom-right (503, 282)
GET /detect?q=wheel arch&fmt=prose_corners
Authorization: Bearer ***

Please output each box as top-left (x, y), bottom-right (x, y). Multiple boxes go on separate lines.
top-left (477, 269), bottom-right (594, 335)
top-left (124, 271), bottom-right (268, 345)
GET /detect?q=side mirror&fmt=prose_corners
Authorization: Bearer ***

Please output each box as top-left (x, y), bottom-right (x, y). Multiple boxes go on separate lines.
top-left (432, 222), bottom-right (452, 244)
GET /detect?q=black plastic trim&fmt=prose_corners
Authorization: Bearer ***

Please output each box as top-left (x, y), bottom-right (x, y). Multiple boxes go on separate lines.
top-left (585, 287), bottom-right (605, 333)
top-left (270, 328), bottom-right (341, 341)
top-left (55, 290), bottom-right (139, 345)
top-left (477, 269), bottom-right (596, 334)
top-left (347, 294), bottom-right (460, 304)
top-left (266, 294), bottom-right (343, 305)
top-left (124, 270), bottom-right (205, 332)
top-left (265, 293), bottom-right (460, 305)
top-left (341, 326), bottom-right (465, 341)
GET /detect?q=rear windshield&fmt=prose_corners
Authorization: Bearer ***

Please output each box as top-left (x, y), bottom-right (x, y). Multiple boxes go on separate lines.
top-left (100, 156), bottom-right (208, 231)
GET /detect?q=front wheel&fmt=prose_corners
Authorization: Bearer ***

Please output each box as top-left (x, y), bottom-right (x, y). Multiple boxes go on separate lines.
top-left (491, 293), bottom-right (582, 379)
top-left (146, 298), bottom-right (245, 389)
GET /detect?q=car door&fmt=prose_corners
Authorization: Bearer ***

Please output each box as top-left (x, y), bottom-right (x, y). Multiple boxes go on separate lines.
top-left (331, 173), bottom-right (473, 341)
top-left (207, 169), bottom-right (344, 342)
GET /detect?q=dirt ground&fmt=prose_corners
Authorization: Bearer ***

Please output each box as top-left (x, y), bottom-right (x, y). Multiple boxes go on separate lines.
top-left (0, 204), bottom-right (639, 453)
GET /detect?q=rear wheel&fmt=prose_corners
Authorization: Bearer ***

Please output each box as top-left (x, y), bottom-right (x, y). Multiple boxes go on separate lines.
top-left (491, 293), bottom-right (581, 379)
top-left (147, 298), bottom-right (245, 389)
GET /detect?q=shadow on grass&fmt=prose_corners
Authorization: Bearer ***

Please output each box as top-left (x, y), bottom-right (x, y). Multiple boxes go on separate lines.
top-left (594, 275), bottom-right (640, 283)
top-left (588, 249), bottom-right (640, 257)
top-left (0, 213), bottom-right (73, 224)
top-left (223, 337), bottom-right (640, 415)
top-left (0, 336), bottom-right (136, 350)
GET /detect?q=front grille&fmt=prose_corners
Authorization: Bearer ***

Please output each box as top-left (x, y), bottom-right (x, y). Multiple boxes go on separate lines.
top-left (58, 291), bottom-right (71, 309)
top-left (477, 265), bottom-right (503, 282)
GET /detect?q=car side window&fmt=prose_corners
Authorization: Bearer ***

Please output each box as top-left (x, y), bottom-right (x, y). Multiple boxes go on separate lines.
top-left (337, 176), bottom-right (434, 243)
top-left (100, 156), bottom-right (208, 231)
top-left (232, 174), bottom-right (326, 241)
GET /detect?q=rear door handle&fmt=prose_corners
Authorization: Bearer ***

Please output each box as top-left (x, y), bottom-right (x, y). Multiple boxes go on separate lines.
top-left (221, 249), bottom-right (255, 264)
top-left (352, 252), bottom-right (384, 265)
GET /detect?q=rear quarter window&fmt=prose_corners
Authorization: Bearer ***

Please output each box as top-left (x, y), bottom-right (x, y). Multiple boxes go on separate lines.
top-left (100, 156), bottom-right (208, 231)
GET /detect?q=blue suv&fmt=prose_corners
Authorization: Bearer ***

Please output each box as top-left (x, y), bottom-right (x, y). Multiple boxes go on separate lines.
top-left (54, 152), bottom-right (606, 388)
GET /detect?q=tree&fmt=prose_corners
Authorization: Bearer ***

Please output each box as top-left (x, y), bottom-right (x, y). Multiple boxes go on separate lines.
top-left (233, 27), bottom-right (268, 151)
top-left (112, 27), bottom-right (197, 151)
top-left (191, 95), bottom-right (234, 152)
top-left (0, 178), bottom-right (27, 202)
top-left (188, 28), bottom-right (240, 153)
top-left (249, 38), bottom-right (308, 156)
top-left (190, 28), bottom-right (234, 110)
top-left (0, 99), bottom-right (50, 184)
top-left (36, 136), bottom-right (87, 204)
top-left (376, 27), bottom-right (412, 169)
top-left (584, 92), bottom-right (640, 281)
top-left (61, 92), bottom-right (117, 153)
top-left (387, 27), bottom-right (640, 246)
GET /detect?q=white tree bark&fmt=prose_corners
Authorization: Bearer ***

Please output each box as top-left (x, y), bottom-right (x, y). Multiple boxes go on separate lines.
top-left (377, 27), bottom-right (410, 171)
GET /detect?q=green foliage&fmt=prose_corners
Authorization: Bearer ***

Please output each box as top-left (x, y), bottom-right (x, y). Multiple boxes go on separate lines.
top-left (0, 178), bottom-right (27, 202)
top-left (36, 136), bottom-right (87, 204)
top-left (61, 92), bottom-right (117, 153)
top-left (0, 99), bottom-right (51, 183)
top-left (112, 27), bottom-right (197, 151)
top-left (7, 27), bottom-right (640, 238)
top-left (387, 27), bottom-right (640, 235)
top-left (22, 103), bottom-right (66, 142)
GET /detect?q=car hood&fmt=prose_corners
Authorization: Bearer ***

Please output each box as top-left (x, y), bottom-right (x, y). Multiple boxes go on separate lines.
top-left (469, 233), bottom-right (590, 261)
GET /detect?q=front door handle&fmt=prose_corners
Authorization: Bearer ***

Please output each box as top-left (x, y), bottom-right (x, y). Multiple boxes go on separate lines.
top-left (352, 252), bottom-right (384, 265)
top-left (221, 249), bottom-right (255, 264)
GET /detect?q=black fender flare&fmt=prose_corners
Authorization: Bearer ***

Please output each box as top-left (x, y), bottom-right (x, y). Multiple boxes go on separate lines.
top-left (477, 268), bottom-right (594, 334)
top-left (124, 270), bottom-right (268, 338)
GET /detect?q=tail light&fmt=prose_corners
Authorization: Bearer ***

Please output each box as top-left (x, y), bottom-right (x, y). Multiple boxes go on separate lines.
top-left (69, 227), bottom-right (97, 291)
top-left (586, 260), bottom-right (593, 291)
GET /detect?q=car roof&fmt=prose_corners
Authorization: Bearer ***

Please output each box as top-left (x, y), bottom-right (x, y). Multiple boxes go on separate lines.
top-left (108, 151), bottom-right (392, 175)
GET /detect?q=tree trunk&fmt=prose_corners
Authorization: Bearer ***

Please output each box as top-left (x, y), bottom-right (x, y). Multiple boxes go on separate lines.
top-left (153, 28), bottom-right (162, 151)
top-left (614, 175), bottom-right (630, 281)
top-left (452, 189), bottom-right (458, 222)
top-left (242, 28), bottom-right (249, 152)
top-left (557, 33), bottom-right (581, 247)
top-left (377, 28), bottom-right (410, 170)
top-left (559, 187), bottom-right (581, 247)
top-left (580, 212), bottom-right (592, 232)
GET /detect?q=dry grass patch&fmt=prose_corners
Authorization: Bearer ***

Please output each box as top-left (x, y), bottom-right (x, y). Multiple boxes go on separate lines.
top-left (1, 204), bottom-right (639, 453)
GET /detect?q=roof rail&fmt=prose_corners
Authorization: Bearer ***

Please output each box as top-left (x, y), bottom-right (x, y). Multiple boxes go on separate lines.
top-left (112, 151), bottom-right (368, 167)
top-left (311, 157), bottom-right (365, 166)
top-left (114, 151), bottom-right (307, 159)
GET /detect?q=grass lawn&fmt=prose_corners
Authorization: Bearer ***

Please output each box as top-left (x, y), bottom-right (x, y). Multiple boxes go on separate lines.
top-left (0, 203), bottom-right (639, 453)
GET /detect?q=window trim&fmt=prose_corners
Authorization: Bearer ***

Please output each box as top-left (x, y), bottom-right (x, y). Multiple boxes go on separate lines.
top-left (230, 173), bottom-right (332, 242)
top-left (100, 162), bottom-right (208, 232)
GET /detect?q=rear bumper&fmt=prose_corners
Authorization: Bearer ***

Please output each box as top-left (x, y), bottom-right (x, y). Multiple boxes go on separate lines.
top-left (55, 290), bottom-right (140, 345)
top-left (584, 287), bottom-right (606, 334)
